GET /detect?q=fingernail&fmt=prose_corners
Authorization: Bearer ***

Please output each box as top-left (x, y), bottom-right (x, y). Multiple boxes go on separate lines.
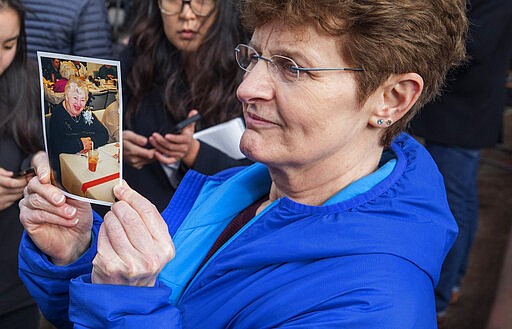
top-left (65, 206), bottom-right (77, 217)
top-left (72, 217), bottom-right (80, 225)
top-left (53, 194), bottom-right (65, 203)
top-left (39, 168), bottom-right (48, 178)
top-left (113, 184), bottom-right (125, 197)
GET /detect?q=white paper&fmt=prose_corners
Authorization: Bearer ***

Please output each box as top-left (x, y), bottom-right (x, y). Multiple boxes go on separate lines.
top-left (193, 118), bottom-right (246, 160)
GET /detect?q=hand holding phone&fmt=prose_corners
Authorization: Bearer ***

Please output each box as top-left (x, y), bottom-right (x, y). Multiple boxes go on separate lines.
top-left (171, 113), bottom-right (202, 134)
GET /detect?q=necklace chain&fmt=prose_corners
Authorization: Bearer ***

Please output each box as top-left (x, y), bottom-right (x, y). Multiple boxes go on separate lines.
top-left (71, 114), bottom-right (81, 123)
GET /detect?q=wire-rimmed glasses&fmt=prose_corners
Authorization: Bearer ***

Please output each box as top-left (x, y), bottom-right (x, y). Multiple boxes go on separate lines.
top-left (234, 44), bottom-right (364, 84)
top-left (158, 0), bottom-right (216, 17)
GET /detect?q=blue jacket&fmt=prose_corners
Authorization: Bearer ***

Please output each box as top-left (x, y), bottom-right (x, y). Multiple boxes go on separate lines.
top-left (19, 133), bottom-right (457, 328)
top-left (21, 0), bottom-right (113, 59)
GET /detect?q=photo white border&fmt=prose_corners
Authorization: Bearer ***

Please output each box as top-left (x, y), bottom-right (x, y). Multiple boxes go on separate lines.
top-left (37, 51), bottom-right (123, 206)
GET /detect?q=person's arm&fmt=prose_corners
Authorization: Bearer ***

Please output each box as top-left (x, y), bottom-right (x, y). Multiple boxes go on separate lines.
top-left (68, 276), bottom-right (183, 328)
top-left (17, 152), bottom-right (96, 328)
top-left (72, 0), bottom-right (113, 59)
top-left (48, 106), bottom-right (84, 155)
top-left (18, 215), bottom-right (101, 329)
top-left (64, 182), bottom-right (182, 328)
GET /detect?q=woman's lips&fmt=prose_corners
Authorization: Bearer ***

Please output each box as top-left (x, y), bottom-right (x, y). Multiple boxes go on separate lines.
top-left (246, 111), bottom-right (276, 126)
top-left (179, 30), bottom-right (197, 39)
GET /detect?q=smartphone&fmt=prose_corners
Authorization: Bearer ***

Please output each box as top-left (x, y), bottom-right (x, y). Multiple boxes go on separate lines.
top-left (171, 113), bottom-right (202, 133)
top-left (13, 167), bottom-right (35, 178)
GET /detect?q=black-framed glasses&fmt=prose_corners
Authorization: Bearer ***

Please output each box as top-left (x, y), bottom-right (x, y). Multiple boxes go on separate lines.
top-left (234, 44), bottom-right (364, 84)
top-left (158, 0), bottom-right (216, 17)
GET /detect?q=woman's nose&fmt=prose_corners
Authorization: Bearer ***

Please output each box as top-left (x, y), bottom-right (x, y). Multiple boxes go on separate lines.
top-left (179, 2), bottom-right (196, 19)
top-left (236, 60), bottom-right (274, 104)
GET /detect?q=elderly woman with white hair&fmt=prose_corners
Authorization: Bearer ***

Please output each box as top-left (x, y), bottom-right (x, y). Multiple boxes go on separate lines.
top-left (47, 76), bottom-right (108, 184)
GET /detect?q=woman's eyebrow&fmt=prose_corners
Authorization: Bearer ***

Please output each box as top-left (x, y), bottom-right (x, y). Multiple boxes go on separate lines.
top-left (2, 35), bottom-right (19, 43)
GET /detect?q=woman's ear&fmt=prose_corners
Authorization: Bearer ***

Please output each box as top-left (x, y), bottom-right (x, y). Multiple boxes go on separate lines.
top-left (369, 73), bottom-right (423, 128)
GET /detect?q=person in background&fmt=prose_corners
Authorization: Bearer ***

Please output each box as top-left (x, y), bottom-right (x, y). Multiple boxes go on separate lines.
top-left (52, 60), bottom-right (77, 93)
top-left (98, 64), bottom-right (117, 80)
top-left (42, 57), bottom-right (61, 83)
top-left (72, 60), bottom-right (89, 79)
top-left (47, 76), bottom-right (109, 184)
top-left (21, 0), bottom-right (112, 59)
top-left (102, 91), bottom-right (120, 142)
top-left (17, 0), bottom-right (467, 327)
top-left (0, 0), bottom-right (43, 328)
top-left (410, 0), bottom-right (512, 323)
top-left (120, 0), bottom-right (251, 212)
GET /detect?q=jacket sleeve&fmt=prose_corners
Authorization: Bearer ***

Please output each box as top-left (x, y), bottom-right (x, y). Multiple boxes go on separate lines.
top-left (17, 213), bottom-right (102, 329)
top-left (69, 276), bottom-right (183, 328)
top-left (73, 0), bottom-right (113, 59)
top-left (19, 211), bottom-right (184, 328)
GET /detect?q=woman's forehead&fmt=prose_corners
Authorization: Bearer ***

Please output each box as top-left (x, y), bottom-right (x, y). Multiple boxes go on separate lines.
top-left (251, 22), bottom-right (343, 64)
top-left (68, 86), bottom-right (87, 97)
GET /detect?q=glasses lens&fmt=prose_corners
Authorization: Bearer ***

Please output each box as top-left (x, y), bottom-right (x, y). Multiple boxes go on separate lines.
top-left (160, 0), bottom-right (215, 16)
top-left (236, 45), bottom-right (257, 71)
top-left (160, 0), bottom-right (180, 14)
top-left (270, 55), bottom-right (299, 83)
top-left (191, 0), bottom-right (215, 16)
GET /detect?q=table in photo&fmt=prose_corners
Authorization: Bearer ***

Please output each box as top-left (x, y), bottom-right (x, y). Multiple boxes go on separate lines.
top-left (59, 143), bottom-right (120, 203)
top-left (86, 79), bottom-right (118, 110)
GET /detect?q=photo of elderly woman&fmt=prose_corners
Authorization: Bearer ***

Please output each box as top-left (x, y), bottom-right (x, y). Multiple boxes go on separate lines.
top-left (38, 52), bottom-right (122, 206)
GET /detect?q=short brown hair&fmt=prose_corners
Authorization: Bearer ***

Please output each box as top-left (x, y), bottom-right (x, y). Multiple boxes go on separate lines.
top-left (240, 0), bottom-right (468, 146)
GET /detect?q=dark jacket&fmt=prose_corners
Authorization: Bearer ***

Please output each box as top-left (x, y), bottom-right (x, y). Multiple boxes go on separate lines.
top-left (410, 0), bottom-right (512, 148)
top-left (0, 138), bottom-right (36, 316)
top-left (22, 0), bottom-right (113, 59)
top-left (48, 102), bottom-right (109, 183)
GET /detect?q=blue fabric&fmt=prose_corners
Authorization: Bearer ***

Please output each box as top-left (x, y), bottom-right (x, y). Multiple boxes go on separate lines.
top-left (19, 133), bottom-right (457, 328)
top-left (323, 156), bottom-right (396, 205)
top-left (21, 0), bottom-right (113, 59)
top-left (425, 142), bottom-right (480, 312)
top-left (159, 164), bottom-right (271, 304)
top-left (18, 211), bottom-right (103, 329)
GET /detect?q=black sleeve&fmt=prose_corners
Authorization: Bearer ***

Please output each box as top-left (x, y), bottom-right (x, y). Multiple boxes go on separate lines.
top-left (189, 141), bottom-right (253, 175)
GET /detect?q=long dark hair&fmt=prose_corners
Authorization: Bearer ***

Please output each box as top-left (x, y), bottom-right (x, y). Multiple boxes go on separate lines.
top-left (125, 0), bottom-right (249, 128)
top-left (0, 0), bottom-right (42, 153)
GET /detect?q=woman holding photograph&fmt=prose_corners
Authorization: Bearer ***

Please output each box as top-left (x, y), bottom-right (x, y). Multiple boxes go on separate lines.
top-left (0, 0), bottom-right (42, 327)
top-left (48, 76), bottom-right (109, 183)
top-left (121, 0), bottom-right (251, 212)
top-left (17, 0), bottom-right (467, 327)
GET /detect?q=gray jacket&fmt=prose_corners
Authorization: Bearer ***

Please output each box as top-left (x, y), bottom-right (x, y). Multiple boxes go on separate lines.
top-left (22, 0), bottom-right (113, 59)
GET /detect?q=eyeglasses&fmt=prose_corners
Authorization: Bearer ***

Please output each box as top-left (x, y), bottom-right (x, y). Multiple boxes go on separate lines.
top-left (158, 0), bottom-right (216, 17)
top-left (234, 44), bottom-right (364, 84)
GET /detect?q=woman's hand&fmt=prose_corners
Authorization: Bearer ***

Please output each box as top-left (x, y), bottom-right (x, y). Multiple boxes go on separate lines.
top-left (80, 137), bottom-right (93, 153)
top-left (92, 181), bottom-right (175, 286)
top-left (123, 130), bottom-right (156, 169)
top-left (18, 152), bottom-right (93, 265)
top-left (149, 110), bottom-right (200, 167)
top-left (0, 167), bottom-right (31, 211)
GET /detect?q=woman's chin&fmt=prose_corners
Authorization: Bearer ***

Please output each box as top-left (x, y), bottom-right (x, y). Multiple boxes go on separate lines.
top-left (240, 132), bottom-right (267, 163)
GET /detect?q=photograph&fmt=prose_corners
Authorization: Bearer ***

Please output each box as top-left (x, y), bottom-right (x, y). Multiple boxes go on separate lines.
top-left (38, 52), bottom-right (122, 205)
